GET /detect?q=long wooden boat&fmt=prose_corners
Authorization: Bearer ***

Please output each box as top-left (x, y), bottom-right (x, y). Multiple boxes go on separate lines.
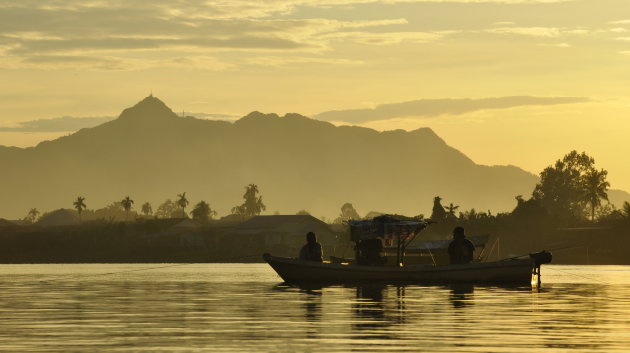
top-left (263, 252), bottom-right (551, 284)
top-left (264, 215), bottom-right (551, 284)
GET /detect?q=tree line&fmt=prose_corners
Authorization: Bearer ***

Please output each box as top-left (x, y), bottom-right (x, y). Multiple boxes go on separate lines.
top-left (330, 150), bottom-right (629, 227)
top-left (426, 150), bottom-right (630, 227)
top-left (20, 150), bottom-right (630, 227)
top-left (24, 184), bottom-right (267, 224)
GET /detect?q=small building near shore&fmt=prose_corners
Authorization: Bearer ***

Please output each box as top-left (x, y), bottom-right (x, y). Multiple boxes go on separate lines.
top-left (225, 215), bottom-right (339, 259)
top-left (35, 209), bottom-right (80, 227)
top-left (142, 218), bottom-right (207, 250)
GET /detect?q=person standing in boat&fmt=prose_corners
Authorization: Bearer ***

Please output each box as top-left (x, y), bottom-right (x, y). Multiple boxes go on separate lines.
top-left (299, 232), bottom-right (323, 262)
top-left (448, 226), bottom-right (475, 264)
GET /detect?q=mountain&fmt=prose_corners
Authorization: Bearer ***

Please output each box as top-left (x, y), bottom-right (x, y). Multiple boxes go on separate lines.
top-left (0, 96), bottom-right (543, 219)
top-left (609, 189), bottom-right (630, 209)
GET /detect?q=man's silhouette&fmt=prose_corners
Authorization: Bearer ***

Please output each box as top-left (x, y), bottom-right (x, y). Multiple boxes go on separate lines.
top-left (299, 232), bottom-right (323, 262)
top-left (447, 226), bottom-right (475, 264)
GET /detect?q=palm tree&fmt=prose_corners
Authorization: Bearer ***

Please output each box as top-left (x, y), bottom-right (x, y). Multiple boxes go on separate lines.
top-left (73, 196), bottom-right (87, 222)
top-left (582, 169), bottom-right (610, 221)
top-left (121, 196), bottom-right (134, 221)
top-left (242, 184), bottom-right (266, 217)
top-left (141, 202), bottom-right (153, 217)
top-left (24, 208), bottom-right (40, 223)
top-left (446, 203), bottom-right (459, 218)
top-left (176, 192), bottom-right (189, 218)
top-left (622, 201), bottom-right (630, 219)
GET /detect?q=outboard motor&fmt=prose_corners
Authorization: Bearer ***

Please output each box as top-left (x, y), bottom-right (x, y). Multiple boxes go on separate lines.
top-left (530, 250), bottom-right (553, 266)
top-left (529, 250), bottom-right (552, 287)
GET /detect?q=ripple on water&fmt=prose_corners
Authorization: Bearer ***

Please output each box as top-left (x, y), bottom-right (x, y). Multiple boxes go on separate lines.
top-left (0, 264), bottom-right (629, 352)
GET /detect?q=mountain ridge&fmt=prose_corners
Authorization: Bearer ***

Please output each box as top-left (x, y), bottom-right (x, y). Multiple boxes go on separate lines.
top-left (2, 96), bottom-right (613, 220)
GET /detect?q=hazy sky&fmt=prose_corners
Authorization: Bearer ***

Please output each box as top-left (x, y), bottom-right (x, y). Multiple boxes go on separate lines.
top-left (1, 0), bottom-right (630, 191)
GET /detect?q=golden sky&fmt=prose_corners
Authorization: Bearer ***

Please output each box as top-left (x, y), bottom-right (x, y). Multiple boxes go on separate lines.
top-left (1, 0), bottom-right (629, 191)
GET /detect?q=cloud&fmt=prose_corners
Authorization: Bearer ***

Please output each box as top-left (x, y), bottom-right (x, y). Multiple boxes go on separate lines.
top-left (245, 56), bottom-right (365, 67)
top-left (7, 36), bottom-right (314, 55)
top-left (0, 1), bottom-right (575, 61)
top-left (609, 19), bottom-right (630, 25)
top-left (486, 27), bottom-right (563, 37)
top-left (314, 96), bottom-right (590, 123)
top-left (0, 5), bottom-right (408, 54)
top-left (0, 116), bottom-right (115, 132)
top-left (4, 54), bottom-right (234, 71)
top-left (186, 112), bottom-right (241, 121)
top-left (492, 21), bottom-right (516, 26)
top-left (321, 31), bottom-right (445, 45)
top-left (609, 27), bottom-right (628, 33)
top-left (538, 42), bottom-right (571, 47)
top-left (0, 112), bottom-right (244, 132)
top-left (0, 3), bottom-right (419, 70)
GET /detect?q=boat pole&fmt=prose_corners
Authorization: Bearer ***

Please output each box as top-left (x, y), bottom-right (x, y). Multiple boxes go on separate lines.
top-left (396, 233), bottom-right (401, 267)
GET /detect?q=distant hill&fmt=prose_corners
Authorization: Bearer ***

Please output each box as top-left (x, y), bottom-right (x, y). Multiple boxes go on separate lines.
top-left (609, 189), bottom-right (630, 209)
top-left (0, 96), bottom-right (562, 219)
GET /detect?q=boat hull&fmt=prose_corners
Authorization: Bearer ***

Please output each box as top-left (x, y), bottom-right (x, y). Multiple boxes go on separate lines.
top-left (263, 254), bottom-right (535, 284)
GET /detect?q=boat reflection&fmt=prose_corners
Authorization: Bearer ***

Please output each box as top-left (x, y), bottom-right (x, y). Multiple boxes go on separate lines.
top-left (273, 281), bottom-right (550, 343)
top-left (352, 284), bottom-right (414, 341)
top-left (448, 283), bottom-right (475, 309)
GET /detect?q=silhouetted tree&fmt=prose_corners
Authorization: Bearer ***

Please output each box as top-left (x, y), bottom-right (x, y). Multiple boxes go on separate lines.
top-left (176, 192), bottom-right (189, 218)
top-left (231, 205), bottom-right (246, 218)
top-left (231, 184), bottom-right (266, 219)
top-left (73, 196), bottom-right (86, 222)
top-left (141, 202), bottom-right (153, 217)
top-left (623, 201), bottom-right (630, 219)
top-left (446, 202), bottom-right (459, 219)
top-left (341, 202), bottom-right (360, 220)
top-left (296, 210), bottom-right (310, 215)
top-left (462, 208), bottom-right (477, 221)
top-left (190, 201), bottom-right (217, 222)
top-left (332, 203), bottom-right (360, 223)
top-left (431, 196), bottom-right (446, 221)
top-left (594, 202), bottom-right (619, 222)
top-left (121, 196), bottom-right (134, 221)
top-left (533, 151), bottom-right (607, 223)
top-left (87, 202), bottom-right (127, 221)
top-left (24, 208), bottom-right (40, 223)
top-left (155, 199), bottom-right (178, 218)
top-left (582, 168), bottom-right (610, 221)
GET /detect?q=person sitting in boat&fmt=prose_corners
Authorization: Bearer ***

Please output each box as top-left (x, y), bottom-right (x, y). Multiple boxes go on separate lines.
top-left (448, 226), bottom-right (475, 264)
top-left (299, 232), bottom-right (323, 262)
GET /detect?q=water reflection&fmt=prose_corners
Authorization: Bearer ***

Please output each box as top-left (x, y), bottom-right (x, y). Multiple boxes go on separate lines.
top-left (0, 264), bottom-right (629, 353)
top-left (448, 283), bottom-right (474, 309)
top-left (353, 285), bottom-right (387, 337)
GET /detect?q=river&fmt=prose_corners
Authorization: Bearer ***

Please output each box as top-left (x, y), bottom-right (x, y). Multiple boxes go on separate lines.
top-left (0, 264), bottom-right (628, 352)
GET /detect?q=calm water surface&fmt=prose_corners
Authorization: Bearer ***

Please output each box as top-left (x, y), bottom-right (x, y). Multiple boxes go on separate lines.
top-left (0, 264), bottom-right (629, 352)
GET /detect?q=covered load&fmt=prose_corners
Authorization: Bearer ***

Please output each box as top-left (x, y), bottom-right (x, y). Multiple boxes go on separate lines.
top-left (348, 215), bottom-right (429, 241)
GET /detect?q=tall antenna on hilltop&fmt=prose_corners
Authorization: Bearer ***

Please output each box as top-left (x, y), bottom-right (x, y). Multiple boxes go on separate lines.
top-left (150, 88), bottom-right (153, 97)
top-left (182, 109), bottom-right (185, 117)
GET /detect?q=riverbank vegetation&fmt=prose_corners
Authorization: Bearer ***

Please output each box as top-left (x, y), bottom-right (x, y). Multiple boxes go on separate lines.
top-left (1, 151), bottom-right (629, 264)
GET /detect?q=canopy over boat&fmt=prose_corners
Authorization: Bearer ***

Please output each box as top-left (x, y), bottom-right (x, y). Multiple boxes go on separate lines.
top-left (349, 215), bottom-right (430, 265)
top-left (348, 215), bottom-right (428, 241)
